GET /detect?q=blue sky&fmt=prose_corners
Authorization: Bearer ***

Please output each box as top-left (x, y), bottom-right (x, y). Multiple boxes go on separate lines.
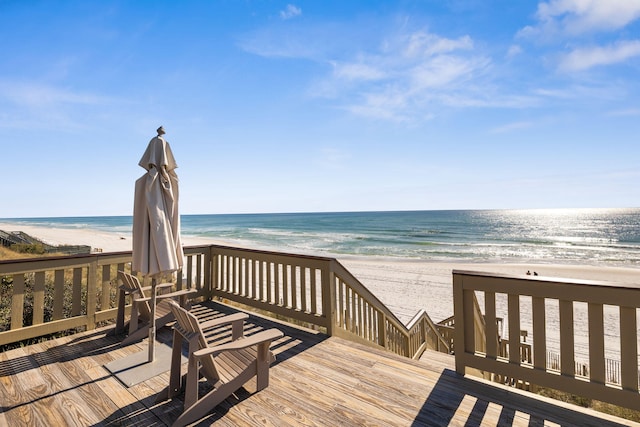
top-left (1, 0), bottom-right (639, 217)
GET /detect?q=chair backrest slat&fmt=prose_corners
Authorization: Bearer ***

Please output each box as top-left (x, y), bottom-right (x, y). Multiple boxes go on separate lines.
top-left (118, 271), bottom-right (151, 319)
top-left (168, 300), bottom-right (221, 381)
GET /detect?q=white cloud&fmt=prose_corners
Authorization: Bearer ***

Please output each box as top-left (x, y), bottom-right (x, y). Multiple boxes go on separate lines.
top-left (539, 0), bottom-right (640, 33)
top-left (331, 62), bottom-right (386, 81)
top-left (0, 81), bottom-right (108, 108)
top-left (507, 45), bottom-right (523, 58)
top-left (343, 89), bottom-right (413, 122)
top-left (520, 0), bottom-right (640, 37)
top-left (280, 4), bottom-right (302, 20)
top-left (319, 30), bottom-right (489, 121)
top-left (559, 40), bottom-right (640, 71)
top-left (402, 32), bottom-right (473, 57)
top-left (409, 55), bottom-right (482, 90)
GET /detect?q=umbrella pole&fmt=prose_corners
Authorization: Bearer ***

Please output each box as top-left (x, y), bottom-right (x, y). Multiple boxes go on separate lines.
top-left (148, 278), bottom-right (157, 362)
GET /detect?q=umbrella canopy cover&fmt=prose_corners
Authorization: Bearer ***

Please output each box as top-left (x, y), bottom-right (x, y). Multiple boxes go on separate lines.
top-left (132, 134), bottom-right (184, 277)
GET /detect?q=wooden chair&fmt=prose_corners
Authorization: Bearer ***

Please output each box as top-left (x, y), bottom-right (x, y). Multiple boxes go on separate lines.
top-left (166, 300), bottom-right (283, 427)
top-left (115, 270), bottom-right (197, 346)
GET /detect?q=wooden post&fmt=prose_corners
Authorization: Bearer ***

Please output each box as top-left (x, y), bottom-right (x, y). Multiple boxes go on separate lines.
top-left (322, 260), bottom-right (335, 336)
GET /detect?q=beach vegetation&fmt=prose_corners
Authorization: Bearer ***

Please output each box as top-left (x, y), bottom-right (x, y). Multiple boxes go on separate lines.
top-left (0, 245), bottom-right (68, 260)
top-left (0, 245), bottom-right (41, 260)
top-left (10, 243), bottom-right (46, 255)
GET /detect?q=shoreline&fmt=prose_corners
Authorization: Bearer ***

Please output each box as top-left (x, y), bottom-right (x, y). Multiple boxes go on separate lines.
top-left (1, 221), bottom-right (638, 324)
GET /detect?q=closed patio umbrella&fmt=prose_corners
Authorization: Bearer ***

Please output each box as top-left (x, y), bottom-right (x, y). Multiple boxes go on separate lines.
top-left (132, 126), bottom-right (184, 362)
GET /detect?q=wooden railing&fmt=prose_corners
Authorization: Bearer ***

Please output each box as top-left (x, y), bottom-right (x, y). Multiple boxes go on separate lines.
top-left (0, 251), bottom-right (131, 346)
top-left (0, 244), bottom-right (448, 359)
top-left (453, 269), bottom-right (640, 411)
top-left (208, 245), bottom-right (449, 358)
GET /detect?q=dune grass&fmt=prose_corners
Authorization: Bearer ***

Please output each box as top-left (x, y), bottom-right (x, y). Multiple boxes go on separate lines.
top-left (0, 245), bottom-right (39, 260)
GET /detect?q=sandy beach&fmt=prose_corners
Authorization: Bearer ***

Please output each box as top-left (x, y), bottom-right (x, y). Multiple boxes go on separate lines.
top-left (2, 221), bottom-right (638, 326)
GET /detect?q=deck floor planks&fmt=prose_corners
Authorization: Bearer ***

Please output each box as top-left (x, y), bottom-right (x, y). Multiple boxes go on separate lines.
top-left (270, 342), bottom-right (453, 426)
top-left (320, 342), bottom-right (469, 423)
top-left (313, 345), bottom-right (446, 422)
top-left (0, 300), bottom-right (638, 426)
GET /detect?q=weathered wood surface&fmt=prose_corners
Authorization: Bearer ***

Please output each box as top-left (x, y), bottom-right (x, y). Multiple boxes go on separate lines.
top-left (0, 300), bottom-right (637, 426)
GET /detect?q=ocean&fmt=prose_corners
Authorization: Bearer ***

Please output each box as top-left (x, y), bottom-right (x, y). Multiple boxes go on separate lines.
top-left (2, 208), bottom-right (639, 266)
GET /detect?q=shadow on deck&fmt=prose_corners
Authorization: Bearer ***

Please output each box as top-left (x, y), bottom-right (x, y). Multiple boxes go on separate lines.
top-left (0, 300), bottom-right (636, 426)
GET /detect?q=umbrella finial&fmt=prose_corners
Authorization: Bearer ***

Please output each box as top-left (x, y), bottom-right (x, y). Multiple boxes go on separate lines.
top-left (157, 126), bottom-right (165, 136)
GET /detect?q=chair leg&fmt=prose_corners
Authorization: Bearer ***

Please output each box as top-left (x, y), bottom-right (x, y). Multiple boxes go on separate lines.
top-left (256, 343), bottom-right (272, 391)
top-left (174, 381), bottom-right (236, 427)
top-left (168, 330), bottom-right (184, 398)
top-left (114, 288), bottom-right (127, 335)
top-left (184, 353), bottom-right (201, 411)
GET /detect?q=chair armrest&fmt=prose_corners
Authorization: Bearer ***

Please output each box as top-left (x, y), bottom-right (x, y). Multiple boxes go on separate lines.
top-left (193, 329), bottom-right (283, 359)
top-left (199, 312), bottom-right (248, 330)
top-left (119, 284), bottom-right (138, 294)
top-left (155, 288), bottom-right (198, 300)
top-left (135, 288), bottom-right (196, 303)
top-left (140, 282), bottom-right (173, 293)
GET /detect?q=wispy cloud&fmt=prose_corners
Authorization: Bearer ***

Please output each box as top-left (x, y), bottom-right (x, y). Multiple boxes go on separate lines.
top-left (559, 40), bottom-right (640, 71)
top-left (280, 4), bottom-right (301, 20)
top-left (0, 80), bottom-right (117, 131)
top-left (516, 1), bottom-right (640, 73)
top-left (519, 0), bottom-right (640, 38)
top-left (507, 44), bottom-right (523, 58)
top-left (606, 108), bottom-right (640, 117)
top-left (490, 121), bottom-right (534, 134)
top-left (0, 81), bottom-right (110, 108)
top-left (317, 30), bottom-right (491, 121)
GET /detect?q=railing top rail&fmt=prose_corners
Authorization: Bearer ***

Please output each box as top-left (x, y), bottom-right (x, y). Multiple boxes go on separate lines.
top-left (207, 243), bottom-right (335, 262)
top-left (0, 251), bottom-right (133, 274)
top-left (453, 269), bottom-right (640, 290)
top-left (0, 250), bottom-right (132, 265)
top-left (453, 269), bottom-right (640, 307)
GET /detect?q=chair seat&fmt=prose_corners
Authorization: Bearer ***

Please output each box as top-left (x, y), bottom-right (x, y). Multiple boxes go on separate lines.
top-left (165, 300), bottom-right (283, 427)
top-left (114, 270), bottom-right (197, 346)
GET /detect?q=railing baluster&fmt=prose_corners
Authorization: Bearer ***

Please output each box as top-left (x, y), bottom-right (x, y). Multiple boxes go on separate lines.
top-left (300, 267), bottom-right (307, 313)
top-left (283, 263), bottom-right (289, 306)
top-left (532, 296), bottom-right (546, 370)
top-left (508, 294), bottom-right (520, 363)
top-left (267, 261), bottom-right (273, 304)
top-left (54, 269), bottom-right (65, 320)
top-left (588, 302), bottom-right (606, 384)
top-left (72, 268), bottom-right (82, 317)
top-left (195, 253), bottom-right (202, 289)
top-left (311, 268), bottom-right (317, 314)
top-left (293, 265), bottom-right (299, 311)
top-left (248, 258), bottom-right (255, 299)
top-left (559, 299), bottom-right (575, 376)
top-left (33, 271), bottom-right (45, 325)
top-left (620, 306), bottom-right (639, 392)
top-left (258, 260), bottom-right (264, 301)
top-left (101, 265), bottom-right (111, 311)
top-left (485, 291), bottom-right (497, 359)
top-left (86, 260), bottom-right (97, 330)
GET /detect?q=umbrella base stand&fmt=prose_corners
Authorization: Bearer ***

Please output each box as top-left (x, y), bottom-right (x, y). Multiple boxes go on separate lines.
top-left (105, 342), bottom-right (186, 387)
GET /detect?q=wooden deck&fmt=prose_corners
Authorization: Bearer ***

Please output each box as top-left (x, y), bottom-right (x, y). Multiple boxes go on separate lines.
top-left (0, 300), bottom-right (637, 426)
